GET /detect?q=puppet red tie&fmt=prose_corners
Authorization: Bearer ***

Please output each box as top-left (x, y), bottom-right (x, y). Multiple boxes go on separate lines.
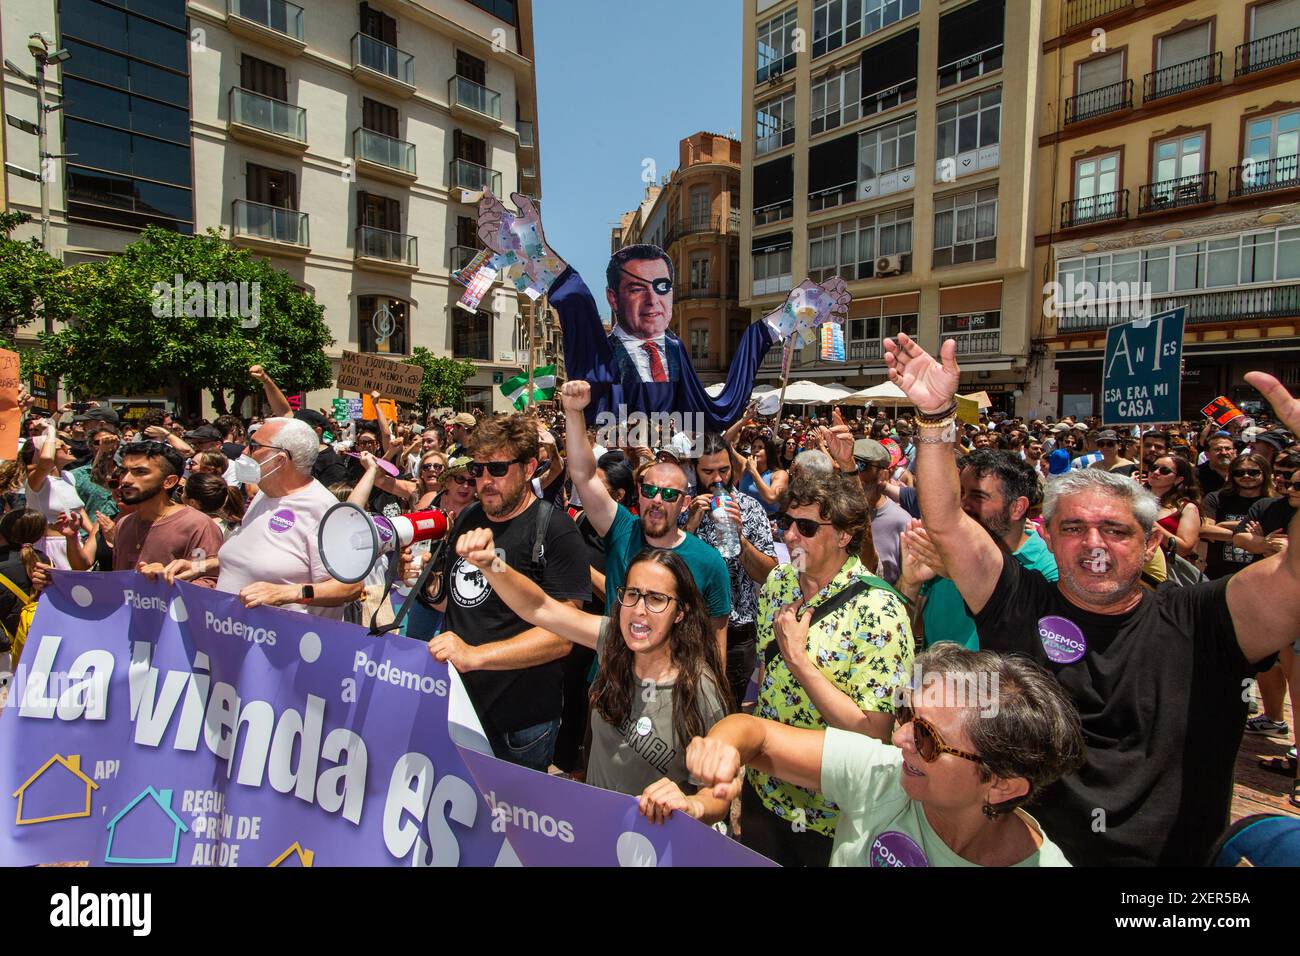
top-left (642, 341), bottom-right (668, 382)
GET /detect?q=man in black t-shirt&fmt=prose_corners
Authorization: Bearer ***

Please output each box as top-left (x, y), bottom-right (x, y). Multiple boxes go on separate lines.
top-left (424, 415), bottom-right (589, 771)
top-left (1197, 434), bottom-right (1236, 496)
top-left (886, 333), bottom-right (1300, 866)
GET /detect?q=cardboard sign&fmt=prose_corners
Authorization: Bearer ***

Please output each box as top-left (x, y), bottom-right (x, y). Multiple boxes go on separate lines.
top-left (337, 351), bottom-right (424, 404)
top-left (0, 350), bottom-right (20, 461)
top-left (361, 395), bottom-right (399, 422)
top-left (28, 371), bottom-right (58, 417)
top-left (1102, 308), bottom-right (1185, 426)
top-left (1201, 396), bottom-right (1244, 428)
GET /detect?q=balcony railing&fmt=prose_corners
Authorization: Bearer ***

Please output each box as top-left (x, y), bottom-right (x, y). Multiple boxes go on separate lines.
top-left (1061, 189), bottom-right (1129, 229)
top-left (449, 75), bottom-right (501, 120)
top-left (356, 226), bottom-right (417, 265)
top-left (352, 33), bottom-right (414, 85)
top-left (729, 209), bottom-right (740, 231)
top-left (1057, 283), bottom-right (1300, 332)
top-left (677, 285), bottom-right (720, 301)
top-left (1143, 52), bottom-right (1221, 102)
top-left (1064, 79), bottom-right (1132, 125)
top-left (450, 158), bottom-right (502, 195)
top-left (451, 245), bottom-right (481, 270)
top-left (952, 331), bottom-right (1002, 354)
top-left (1064, 0), bottom-right (1132, 31)
top-left (229, 87), bottom-right (305, 141)
top-left (354, 128), bottom-right (416, 175)
top-left (1236, 26), bottom-right (1300, 76)
top-left (228, 0), bottom-right (304, 40)
top-left (233, 199), bottom-right (308, 245)
top-left (518, 120), bottom-right (534, 148)
top-left (848, 339), bottom-right (883, 361)
top-left (666, 217), bottom-right (724, 246)
top-left (1138, 171), bottom-right (1216, 213)
top-left (1229, 155), bottom-right (1300, 198)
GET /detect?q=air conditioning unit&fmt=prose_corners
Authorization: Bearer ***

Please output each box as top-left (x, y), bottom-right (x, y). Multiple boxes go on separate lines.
top-left (874, 254), bottom-right (904, 276)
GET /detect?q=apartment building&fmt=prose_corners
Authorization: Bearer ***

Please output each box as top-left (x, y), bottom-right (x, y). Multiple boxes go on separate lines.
top-left (2, 0), bottom-right (548, 413)
top-left (742, 0), bottom-right (1043, 415)
top-left (611, 132), bottom-right (743, 382)
top-left (1032, 0), bottom-right (1300, 420)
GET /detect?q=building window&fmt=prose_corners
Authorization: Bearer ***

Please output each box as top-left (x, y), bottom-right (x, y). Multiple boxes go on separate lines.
top-left (358, 296), bottom-right (409, 354)
top-left (940, 310), bottom-right (1001, 354)
top-left (809, 132), bottom-right (861, 212)
top-left (1069, 51), bottom-right (1127, 122)
top-left (810, 64), bottom-right (861, 136)
top-left (1152, 131), bottom-right (1205, 186)
top-left (690, 323), bottom-right (711, 361)
top-left (757, 9), bottom-right (799, 82)
top-left (858, 114), bottom-right (916, 200)
top-left (752, 233), bottom-right (794, 297)
top-left (814, 0), bottom-right (920, 58)
top-left (453, 308), bottom-right (492, 361)
top-left (860, 27), bottom-right (919, 116)
top-left (1245, 109), bottom-right (1300, 165)
top-left (1070, 151), bottom-right (1121, 223)
top-left (690, 254), bottom-right (712, 291)
top-left (937, 0), bottom-right (1004, 89)
top-left (467, 0), bottom-right (517, 24)
top-left (753, 155), bottom-right (795, 225)
top-left (935, 87), bottom-right (1001, 179)
top-left (690, 186), bottom-right (712, 228)
top-left (756, 93), bottom-right (796, 156)
top-left (933, 186), bottom-right (998, 267)
top-left (808, 205), bottom-right (912, 282)
top-left (1253, 0), bottom-right (1300, 40)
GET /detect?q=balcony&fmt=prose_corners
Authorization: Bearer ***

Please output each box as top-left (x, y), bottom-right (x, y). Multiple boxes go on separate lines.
top-left (1064, 0), bottom-right (1133, 31)
top-left (666, 217), bottom-right (724, 247)
top-left (1064, 79), bottom-right (1132, 125)
top-left (352, 33), bottom-right (415, 96)
top-left (678, 285), bottom-right (720, 301)
top-left (1236, 26), bottom-right (1300, 77)
top-left (355, 226), bottom-right (418, 274)
top-left (1229, 155), bottom-right (1300, 198)
top-left (951, 331), bottom-right (1002, 355)
top-left (1138, 171), bottom-right (1216, 214)
top-left (451, 245), bottom-right (481, 271)
top-left (1143, 52), bottom-right (1222, 103)
top-left (1061, 189), bottom-right (1129, 229)
top-left (231, 199), bottom-right (308, 256)
top-left (450, 158), bottom-right (502, 198)
top-left (518, 120), bottom-right (534, 149)
top-left (849, 339), bottom-right (883, 361)
top-left (449, 76), bottom-right (502, 125)
top-left (353, 128), bottom-right (416, 185)
top-left (226, 0), bottom-right (305, 53)
top-left (1056, 283), bottom-right (1300, 333)
top-left (227, 88), bottom-right (306, 154)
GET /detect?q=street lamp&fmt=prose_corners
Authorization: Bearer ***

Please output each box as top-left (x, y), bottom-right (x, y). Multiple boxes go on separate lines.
top-left (3, 34), bottom-right (71, 256)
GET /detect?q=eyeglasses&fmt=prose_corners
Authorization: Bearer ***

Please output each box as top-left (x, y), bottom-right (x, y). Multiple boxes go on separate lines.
top-left (447, 473), bottom-right (475, 486)
top-left (1097, 441), bottom-right (1118, 448)
top-left (1276, 473), bottom-right (1298, 489)
top-left (468, 458), bottom-right (524, 478)
top-left (640, 483), bottom-right (684, 503)
top-left (774, 511), bottom-right (834, 537)
top-left (618, 266), bottom-right (672, 296)
top-left (246, 439), bottom-right (289, 456)
top-left (420, 463), bottom-right (445, 474)
top-left (354, 438), bottom-right (379, 448)
top-left (1231, 469), bottom-right (1263, 478)
top-left (615, 586), bottom-right (676, 614)
top-left (1151, 465), bottom-right (1177, 476)
top-left (896, 701), bottom-right (983, 764)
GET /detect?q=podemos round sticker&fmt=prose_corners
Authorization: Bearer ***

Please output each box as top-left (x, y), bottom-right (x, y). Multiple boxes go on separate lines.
top-left (635, 716), bottom-right (652, 737)
top-left (870, 831), bottom-right (929, 867)
top-left (1038, 616), bottom-right (1087, 664)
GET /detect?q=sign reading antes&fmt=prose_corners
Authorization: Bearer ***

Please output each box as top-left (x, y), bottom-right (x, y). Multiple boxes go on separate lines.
top-left (1102, 307), bottom-right (1185, 426)
top-left (336, 351), bottom-right (425, 404)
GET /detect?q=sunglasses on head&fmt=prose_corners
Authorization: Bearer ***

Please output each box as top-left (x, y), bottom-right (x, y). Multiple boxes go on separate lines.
top-left (896, 700), bottom-right (982, 764)
top-left (640, 483), bottom-right (683, 503)
top-left (774, 511), bottom-right (834, 537)
top-left (619, 267), bottom-right (672, 296)
top-left (468, 458), bottom-right (524, 478)
top-left (615, 586), bottom-right (676, 614)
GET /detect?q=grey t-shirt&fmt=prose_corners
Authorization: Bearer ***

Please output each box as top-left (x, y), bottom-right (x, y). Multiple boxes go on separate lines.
top-left (585, 616), bottom-right (728, 796)
top-left (870, 497), bottom-right (911, 585)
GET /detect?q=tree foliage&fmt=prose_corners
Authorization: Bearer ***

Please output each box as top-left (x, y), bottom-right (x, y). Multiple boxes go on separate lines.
top-left (0, 212), bottom-right (66, 342)
top-left (32, 227), bottom-right (333, 414)
top-left (402, 347), bottom-right (477, 417)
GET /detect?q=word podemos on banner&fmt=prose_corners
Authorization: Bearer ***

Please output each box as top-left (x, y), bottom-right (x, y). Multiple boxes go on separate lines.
top-left (0, 573), bottom-right (773, 868)
top-left (1102, 308), bottom-right (1185, 426)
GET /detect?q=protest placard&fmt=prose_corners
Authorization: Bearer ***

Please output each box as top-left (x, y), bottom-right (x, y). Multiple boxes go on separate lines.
top-left (0, 350), bottom-right (20, 461)
top-left (1201, 396), bottom-right (1244, 428)
top-left (337, 351), bottom-right (424, 405)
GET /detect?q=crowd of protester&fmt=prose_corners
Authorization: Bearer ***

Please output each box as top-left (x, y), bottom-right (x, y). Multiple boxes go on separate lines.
top-left (2, 344), bottom-right (1298, 868)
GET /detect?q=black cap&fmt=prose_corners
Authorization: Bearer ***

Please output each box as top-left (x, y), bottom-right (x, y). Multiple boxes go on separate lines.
top-left (184, 424), bottom-right (222, 443)
top-left (72, 406), bottom-right (119, 425)
top-left (294, 408), bottom-right (330, 431)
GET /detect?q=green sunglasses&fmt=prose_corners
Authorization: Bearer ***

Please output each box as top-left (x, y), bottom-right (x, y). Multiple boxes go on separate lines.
top-left (640, 483), bottom-right (684, 503)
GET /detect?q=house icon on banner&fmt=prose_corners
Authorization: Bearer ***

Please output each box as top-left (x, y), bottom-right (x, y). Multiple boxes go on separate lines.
top-left (104, 787), bottom-right (189, 865)
top-left (11, 754), bottom-right (99, 825)
top-left (268, 842), bottom-right (315, 867)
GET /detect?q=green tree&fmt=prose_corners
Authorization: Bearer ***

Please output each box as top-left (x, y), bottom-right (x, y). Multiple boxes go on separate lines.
top-left (402, 347), bottom-right (477, 417)
top-left (33, 226), bottom-right (333, 414)
top-left (0, 212), bottom-right (66, 343)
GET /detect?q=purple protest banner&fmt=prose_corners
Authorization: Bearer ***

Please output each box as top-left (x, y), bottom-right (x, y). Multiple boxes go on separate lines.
top-left (0, 572), bottom-right (775, 867)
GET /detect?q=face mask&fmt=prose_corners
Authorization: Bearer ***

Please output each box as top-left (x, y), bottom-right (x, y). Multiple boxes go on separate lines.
top-left (235, 452), bottom-right (284, 485)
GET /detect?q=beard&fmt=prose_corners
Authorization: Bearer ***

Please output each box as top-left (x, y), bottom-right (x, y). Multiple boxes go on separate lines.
top-left (117, 483), bottom-right (166, 505)
top-left (481, 478), bottom-right (528, 519)
top-left (641, 505), bottom-right (674, 538)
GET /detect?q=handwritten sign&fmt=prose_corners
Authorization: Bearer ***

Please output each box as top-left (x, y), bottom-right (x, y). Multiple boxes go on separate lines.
top-left (1201, 396), bottom-right (1244, 428)
top-left (0, 350), bottom-right (20, 461)
top-left (336, 351), bottom-right (424, 404)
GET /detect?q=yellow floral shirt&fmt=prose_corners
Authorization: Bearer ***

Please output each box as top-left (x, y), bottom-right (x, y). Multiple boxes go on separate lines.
top-left (749, 556), bottom-right (914, 838)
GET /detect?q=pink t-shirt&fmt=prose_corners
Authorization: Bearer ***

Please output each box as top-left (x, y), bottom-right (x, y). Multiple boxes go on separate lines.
top-left (215, 480), bottom-right (344, 620)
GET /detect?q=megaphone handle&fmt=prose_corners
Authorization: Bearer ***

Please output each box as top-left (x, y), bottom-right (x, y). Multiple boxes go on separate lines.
top-left (370, 546), bottom-right (439, 637)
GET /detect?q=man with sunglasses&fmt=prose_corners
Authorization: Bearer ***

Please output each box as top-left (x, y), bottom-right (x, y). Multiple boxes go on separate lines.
top-left (887, 332), bottom-right (1300, 865)
top-left (561, 381), bottom-right (732, 658)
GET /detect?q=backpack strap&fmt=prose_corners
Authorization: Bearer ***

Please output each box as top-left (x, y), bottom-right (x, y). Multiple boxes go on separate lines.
top-left (529, 500), bottom-right (553, 578)
top-left (0, 571), bottom-right (32, 605)
top-left (763, 574), bottom-right (904, 669)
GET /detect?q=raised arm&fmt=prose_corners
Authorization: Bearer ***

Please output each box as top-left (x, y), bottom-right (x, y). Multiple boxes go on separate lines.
top-left (1227, 372), bottom-right (1300, 662)
top-left (455, 527), bottom-right (603, 650)
top-left (249, 365), bottom-right (293, 418)
top-left (884, 335), bottom-right (1002, 615)
top-left (560, 380), bottom-right (617, 536)
top-left (685, 714), bottom-right (826, 802)
top-left (26, 419), bottom-right (59, 491)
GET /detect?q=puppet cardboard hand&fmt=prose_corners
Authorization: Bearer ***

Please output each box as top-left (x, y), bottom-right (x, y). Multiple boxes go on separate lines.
top-left (476, 191), bottom-right (568, 298)
top-left (762, 277), bottom-right (851, 346)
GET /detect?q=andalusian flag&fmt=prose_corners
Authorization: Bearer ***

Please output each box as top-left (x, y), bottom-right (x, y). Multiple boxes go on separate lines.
top-left (500, 365), bottom-right (557, 409)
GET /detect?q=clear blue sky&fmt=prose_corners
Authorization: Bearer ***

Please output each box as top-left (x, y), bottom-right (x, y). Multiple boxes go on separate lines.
top-left (533, 0), bottom-right (742, 319)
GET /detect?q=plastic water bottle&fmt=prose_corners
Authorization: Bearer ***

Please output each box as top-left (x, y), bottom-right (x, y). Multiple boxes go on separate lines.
top-left (711, 483), bottom-right (741, 559)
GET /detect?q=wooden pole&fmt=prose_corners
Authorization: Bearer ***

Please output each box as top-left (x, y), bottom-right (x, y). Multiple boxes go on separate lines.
top-left (526, 295), bottom-right (539, 411)
top-left (776, 341), bottom-right (793, 417)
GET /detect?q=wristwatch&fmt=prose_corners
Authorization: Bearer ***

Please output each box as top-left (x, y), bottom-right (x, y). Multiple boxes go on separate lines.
top-left (300, 584), bottom-right (315, 602)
